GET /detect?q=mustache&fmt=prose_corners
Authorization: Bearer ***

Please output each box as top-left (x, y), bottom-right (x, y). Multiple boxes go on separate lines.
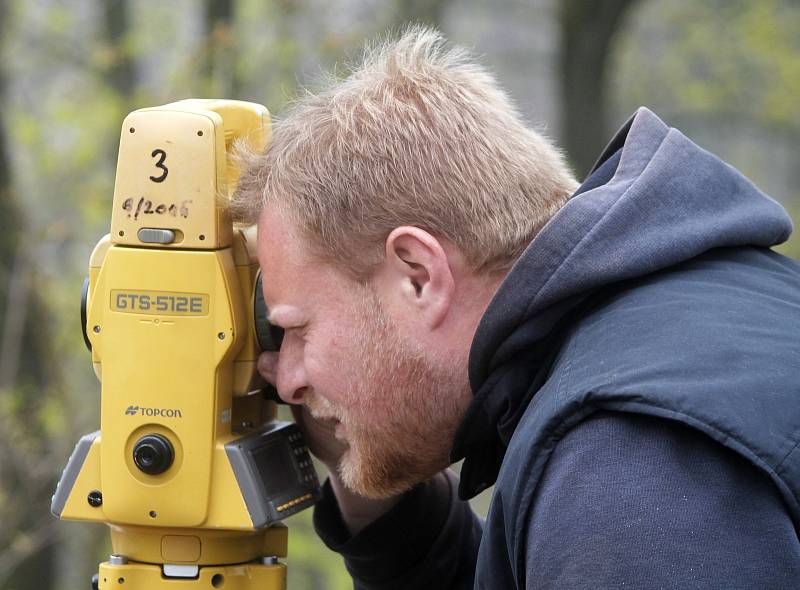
top-left (305, 394), bottom-right (343, 422)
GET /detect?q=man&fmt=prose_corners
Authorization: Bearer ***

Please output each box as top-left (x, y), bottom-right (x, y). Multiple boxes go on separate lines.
top-left (233, 27), bottom-right (800, 589)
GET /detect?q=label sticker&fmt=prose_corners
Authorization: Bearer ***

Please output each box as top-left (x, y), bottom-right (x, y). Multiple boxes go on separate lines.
top-left (111, 290), bottom-right (209, 316)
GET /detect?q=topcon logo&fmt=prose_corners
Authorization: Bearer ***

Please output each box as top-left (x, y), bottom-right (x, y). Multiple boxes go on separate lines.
top-left (124, 405), bottom-right (183, 418)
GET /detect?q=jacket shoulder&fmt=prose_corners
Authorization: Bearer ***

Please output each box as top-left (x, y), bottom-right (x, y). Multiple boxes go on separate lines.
top-left (489, 247), bottom-right (800, 584)
top-left (518, 412), bottom-right (800, 588)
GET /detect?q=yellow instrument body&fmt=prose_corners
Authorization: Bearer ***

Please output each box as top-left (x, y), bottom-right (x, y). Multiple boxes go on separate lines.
top-left (52, 100), bottom-right (319, 589)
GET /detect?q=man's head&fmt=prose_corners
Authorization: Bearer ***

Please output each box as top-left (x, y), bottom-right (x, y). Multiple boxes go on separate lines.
top-left (235, 26), bottom-right (577, 498)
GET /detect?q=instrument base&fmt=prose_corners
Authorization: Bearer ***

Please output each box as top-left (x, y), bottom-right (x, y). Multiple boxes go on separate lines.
top-left (97, 560), bottom-right (286, 590)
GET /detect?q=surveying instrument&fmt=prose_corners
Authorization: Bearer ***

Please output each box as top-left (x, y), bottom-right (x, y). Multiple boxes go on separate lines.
top-left (51, 100), bottom-right (321, 589)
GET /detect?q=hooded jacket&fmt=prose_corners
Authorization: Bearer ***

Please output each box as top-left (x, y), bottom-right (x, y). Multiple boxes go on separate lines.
top-left (313, 108), bottom-right (800, 589)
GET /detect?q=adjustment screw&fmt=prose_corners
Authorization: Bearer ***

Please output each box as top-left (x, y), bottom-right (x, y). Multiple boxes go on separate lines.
top-left (93, 325), bottom-right (101, 333)
top-left (87, 490), bottom-right (103, 507)
top-left (217, 332), bottom-right (225, 340)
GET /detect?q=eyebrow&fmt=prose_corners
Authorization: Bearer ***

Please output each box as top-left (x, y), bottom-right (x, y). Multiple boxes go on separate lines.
top-left (266, 308), bottom-right (283, 324)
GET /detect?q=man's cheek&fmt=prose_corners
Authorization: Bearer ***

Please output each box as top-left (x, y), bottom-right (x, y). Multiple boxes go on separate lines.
top-left (306, 354), bottom-right (356, 406)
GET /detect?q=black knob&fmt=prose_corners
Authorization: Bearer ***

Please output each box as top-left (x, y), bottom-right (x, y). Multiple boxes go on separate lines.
top-left (132, 434), bottom-right (174, 475)
top-left (87, 490), bottom-right (103, 507)
top-left (91, 573), bottom-right (99, 590)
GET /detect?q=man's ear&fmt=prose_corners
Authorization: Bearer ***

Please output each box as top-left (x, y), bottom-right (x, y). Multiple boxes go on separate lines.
top-left (377, 226), bottom-right (455, 330)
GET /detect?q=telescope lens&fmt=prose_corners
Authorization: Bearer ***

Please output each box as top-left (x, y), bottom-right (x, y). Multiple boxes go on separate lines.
top-left (133, 434), bottom-right (174, 475)
top-left (138, 447), bottom-right (156, 466)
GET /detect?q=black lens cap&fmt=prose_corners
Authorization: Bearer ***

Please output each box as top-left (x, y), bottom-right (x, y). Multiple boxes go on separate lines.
top-left (132, 434), bottom-right (174, 475)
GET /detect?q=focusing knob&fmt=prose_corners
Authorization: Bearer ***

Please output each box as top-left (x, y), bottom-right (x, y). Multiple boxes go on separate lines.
top-left (132, 434), bottom-right (174, 475)
top-left (80, 277), bottom-right (91, 352)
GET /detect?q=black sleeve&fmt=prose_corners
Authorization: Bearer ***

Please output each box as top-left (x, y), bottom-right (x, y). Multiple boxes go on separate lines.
top-left (313, 469), bottom-right (483, 589)
top-left (524, 412), bottom-right (800, 589)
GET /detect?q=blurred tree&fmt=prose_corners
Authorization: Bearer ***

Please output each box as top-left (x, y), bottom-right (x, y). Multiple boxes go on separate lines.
top-left (560, 0), bottom-right (642, 177)
top-left (614, 0), bottom-right (800, 132)
top-left (395, 0), bottom-right (450, 26)
top-left (0, 1), bottom-right (64, 588)
top-left (102, 0), bottom-right (135, 97)
top-left (612, 0), bottom-right (800, 258)
top-left (203, 0), bottom-right (240, 97)
top-left (97, 0), bottom-right (135, 234)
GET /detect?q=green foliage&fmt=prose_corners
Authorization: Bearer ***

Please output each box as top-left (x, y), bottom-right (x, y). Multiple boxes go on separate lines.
top-left (614, 0), bottom-right (800, 130)
top-left (613, 0), bottom-right (800, 259)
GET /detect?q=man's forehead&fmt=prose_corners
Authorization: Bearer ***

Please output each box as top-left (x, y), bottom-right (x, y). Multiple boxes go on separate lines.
top-left (257, 206), bottom-right (305, 263)
top-left (256, 205), bottom-right (306, 300)
top-left (258, 205), bottom-right (291, 250)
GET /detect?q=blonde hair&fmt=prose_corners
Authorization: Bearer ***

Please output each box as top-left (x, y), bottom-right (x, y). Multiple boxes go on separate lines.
top-left (233, 25), bottom-right (578, 277)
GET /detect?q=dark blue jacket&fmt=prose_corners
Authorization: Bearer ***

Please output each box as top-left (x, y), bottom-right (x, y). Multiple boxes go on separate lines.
top-left (314, 108), bottom-right (800, 589)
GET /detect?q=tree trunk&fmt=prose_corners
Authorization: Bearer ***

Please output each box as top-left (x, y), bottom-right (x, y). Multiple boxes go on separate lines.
top-left (0, 0), bottom-right (68, 590)
top-left (395, 0), bottom-right (450, 27)
top-left (203, 0), bottom-right (239, 97)
top-left (559, 0), bottom-right (641, 178)
top-left (95, 0), bottom-right (134, 214)
top-left (102, 0), bottom-right (135, 97)
top-left (0, 0), bottom-right (15, 285)
top-left (0, 2), bottom-right (63, 589)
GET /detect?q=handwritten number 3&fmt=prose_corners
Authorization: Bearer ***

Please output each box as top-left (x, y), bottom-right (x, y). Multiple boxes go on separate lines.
top-left (150, 149), bottom-right (168, 183)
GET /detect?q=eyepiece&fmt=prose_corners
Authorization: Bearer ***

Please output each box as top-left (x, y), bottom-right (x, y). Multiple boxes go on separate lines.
top-left (254, 271), bottom-right (284, 352)
top-left (133, 434), bottom-right (174, 475)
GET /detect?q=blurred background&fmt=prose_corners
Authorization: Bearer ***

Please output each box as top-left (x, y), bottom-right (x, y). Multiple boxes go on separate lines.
top-left (0, 0), bottom-right (797, 588)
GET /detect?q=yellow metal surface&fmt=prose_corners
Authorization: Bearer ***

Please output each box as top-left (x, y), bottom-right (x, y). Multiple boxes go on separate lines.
top-left (173, 99), bottom-right (272, 196)
top-left (60, 435), bottom-right (103, 521)
top-left (87, 245), bottom-right (246, 527)
top-left (56, 99), bottom-right (308, 578)
top-left (88, 237), bottom-right (110, 380)
top-left (109, 100), bottom-right (269, 251)
top-left (110, 109), bottom-right (226, 249)
top-left (89, 234), bottom-right (113, 268)
top-left (98, 560), bottom-right (286, 590)
top-left (110, 526), bottom-right (263, 564)
top-left (161, 535), bottom-right (202, 562)
top-left (107, 524), bottom-right (288, 564)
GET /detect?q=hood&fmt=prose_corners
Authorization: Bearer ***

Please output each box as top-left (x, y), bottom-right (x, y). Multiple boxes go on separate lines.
top-left (451, 107), bottom-right (794, 499)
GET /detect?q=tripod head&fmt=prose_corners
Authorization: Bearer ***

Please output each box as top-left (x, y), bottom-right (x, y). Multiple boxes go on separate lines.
top-left (52, 100), bottom-right (321, 589)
